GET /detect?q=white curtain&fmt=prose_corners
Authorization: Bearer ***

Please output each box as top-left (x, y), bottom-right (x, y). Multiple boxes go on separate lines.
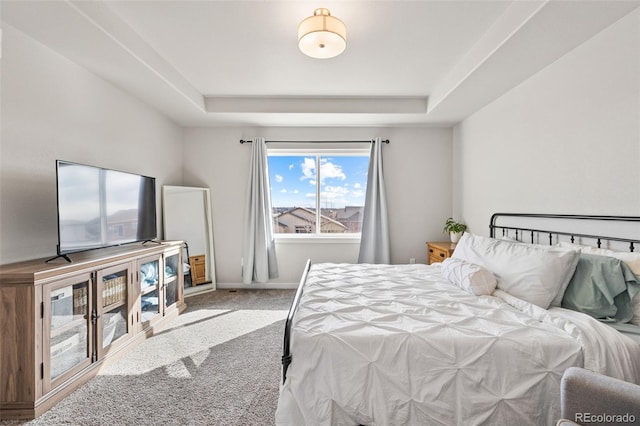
top-left (358, 138), bottom-right (390, 264)
top-left (242, 137), bottom-right (278, 283)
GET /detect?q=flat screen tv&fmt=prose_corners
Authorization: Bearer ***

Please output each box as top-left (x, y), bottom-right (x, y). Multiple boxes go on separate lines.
top-left (55, 160), bottom-right (157, 258)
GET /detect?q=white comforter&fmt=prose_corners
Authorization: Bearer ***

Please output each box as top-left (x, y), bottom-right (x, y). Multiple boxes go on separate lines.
top-left (275, 263), bottom-right (640, 426)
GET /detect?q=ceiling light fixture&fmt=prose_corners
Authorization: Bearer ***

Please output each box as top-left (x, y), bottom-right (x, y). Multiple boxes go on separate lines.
top-left (298, 8), bottom-right (346, 59)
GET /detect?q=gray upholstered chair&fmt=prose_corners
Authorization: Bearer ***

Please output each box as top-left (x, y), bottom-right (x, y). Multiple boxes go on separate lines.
top-left (557, 367), bottom-right (640, 426)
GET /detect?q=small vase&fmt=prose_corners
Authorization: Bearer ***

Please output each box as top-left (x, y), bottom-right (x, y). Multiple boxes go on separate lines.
top-left (450, 231), bottom-right (463, 243)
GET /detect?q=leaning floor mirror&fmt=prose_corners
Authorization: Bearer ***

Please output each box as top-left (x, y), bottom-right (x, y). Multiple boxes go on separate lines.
top-left (162, 185), bottom-right (216, 294)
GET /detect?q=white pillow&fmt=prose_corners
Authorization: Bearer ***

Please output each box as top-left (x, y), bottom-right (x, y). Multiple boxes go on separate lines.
top-left (497, 238), bottom-right (573, 306)
top-left (558, 242), bottom-right (640, 325)
top-left (452, 233), bottom-right (580, 309)
top-left (557, 242), bottom-right (640, 275)
top-left (441, 257), bottom-right (497, 296)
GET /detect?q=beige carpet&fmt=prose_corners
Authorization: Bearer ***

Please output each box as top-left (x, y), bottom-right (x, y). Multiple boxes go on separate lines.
top-left (2, 289), bottom-right (294, 426)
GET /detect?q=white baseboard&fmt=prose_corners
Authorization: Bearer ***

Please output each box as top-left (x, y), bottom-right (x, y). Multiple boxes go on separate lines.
top-left (216, 282), bottom-right (298, 290)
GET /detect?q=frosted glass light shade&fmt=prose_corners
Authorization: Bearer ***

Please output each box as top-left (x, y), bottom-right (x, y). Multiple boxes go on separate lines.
top-left (298, 8), bottom-right (346, 59)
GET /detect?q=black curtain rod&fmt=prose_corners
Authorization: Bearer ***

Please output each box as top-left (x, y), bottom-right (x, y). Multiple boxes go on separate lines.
top-left (239, 139), bottom-right (389, 144)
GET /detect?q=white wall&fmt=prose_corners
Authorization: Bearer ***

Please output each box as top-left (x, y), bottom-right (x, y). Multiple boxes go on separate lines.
top-left (453, 9), bottom-right (640, 235)
top-left (2, 25), bottom-right (455, 284)
top-left (0, 25), bottom-right (184, 263)
top-left (183, 126), bottom-right (453, 285)
top-left (6, 8), bottom-right (637, 285)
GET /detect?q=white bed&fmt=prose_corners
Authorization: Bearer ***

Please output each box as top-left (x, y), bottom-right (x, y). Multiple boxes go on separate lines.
top-left (275, 214), bottom-right (640, 426)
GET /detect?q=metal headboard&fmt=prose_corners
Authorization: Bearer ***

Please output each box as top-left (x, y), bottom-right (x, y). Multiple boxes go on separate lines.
top-left (489, 213), bottom-right (640, 252)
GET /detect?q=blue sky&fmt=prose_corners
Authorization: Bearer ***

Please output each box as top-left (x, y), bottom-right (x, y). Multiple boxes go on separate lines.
top-left (268, 155), bottom-right (369, 209)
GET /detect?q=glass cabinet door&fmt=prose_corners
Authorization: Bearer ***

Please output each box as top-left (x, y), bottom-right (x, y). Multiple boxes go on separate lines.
top-left (44, 274), bottom-right (92, 392)
top-left (164, 251), bottom-right (180, 310)
top-left (96, 263), bottom-right (131, 358)
top-left (139, 255), bottom-right (160, 325)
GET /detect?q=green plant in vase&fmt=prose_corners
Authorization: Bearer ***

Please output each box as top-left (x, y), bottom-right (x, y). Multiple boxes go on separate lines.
top-left (443, 217), bottom-right (467, 243)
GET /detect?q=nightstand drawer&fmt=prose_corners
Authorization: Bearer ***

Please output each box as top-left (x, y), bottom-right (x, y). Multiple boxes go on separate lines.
top-left (426, 242), bottom-right (456, 265)
top-left (429, 246), bottom-right (448, 260)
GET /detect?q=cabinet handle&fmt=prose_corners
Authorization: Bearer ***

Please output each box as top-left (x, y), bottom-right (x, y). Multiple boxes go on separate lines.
top-left (429, 249), bottom-right (433, 253)
top-left (439, 253), bottom-right (445, 258)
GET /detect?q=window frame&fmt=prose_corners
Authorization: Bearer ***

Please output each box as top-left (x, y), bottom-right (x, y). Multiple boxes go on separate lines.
top-left (267, 147), bottom-right (370, 240)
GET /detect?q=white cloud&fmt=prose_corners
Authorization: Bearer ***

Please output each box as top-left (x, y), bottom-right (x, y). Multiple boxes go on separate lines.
top-left (320, 161), bottom-right (346, 181)
top-left (323, 186), bottom-right (349, 198)
top-left (353, 182), bottom-right (362, 189)
top-left (319, 186), bottom-right (351, 206)
top-left (280, 189), bottom-right (287, 193)
top-left (300, 158), bottom-right (316, 181)
top-left (275, 174), bottom-right (283, 183)
top-left (299, 157), bottom-right (346, 183)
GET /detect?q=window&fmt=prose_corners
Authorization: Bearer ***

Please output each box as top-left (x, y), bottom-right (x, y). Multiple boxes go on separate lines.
top-left (267, 149), bottom-right (370, 236)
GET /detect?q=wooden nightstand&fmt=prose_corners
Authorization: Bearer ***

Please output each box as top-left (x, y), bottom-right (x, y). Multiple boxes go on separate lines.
top-left (189, 254), bottom-right (207, 285)
top-left (426, 242), bottom-right (457, 265)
